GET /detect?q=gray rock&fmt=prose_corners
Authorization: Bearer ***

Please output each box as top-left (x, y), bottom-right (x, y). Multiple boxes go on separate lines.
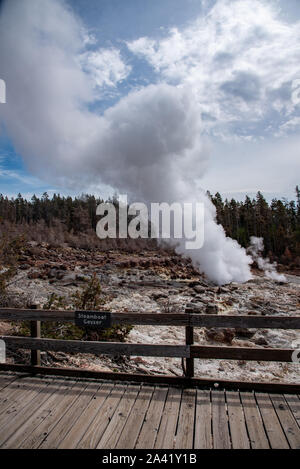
top-left (151, 292), bottom-right (168, 300)
top-left (75, 274), bottom-right (90, 282)
top-left (254, 336), bottom-right (268, 346)
top-left (61, 272), bottom-right (78, 285)
top-left (193, 285), bottom-right (206, 294)
top-left (206, 303), bottom-right (218, 314)
top-left (235, 328), bottom-right (256, 339)
top-left (185, 302), bottom-right (206, 313)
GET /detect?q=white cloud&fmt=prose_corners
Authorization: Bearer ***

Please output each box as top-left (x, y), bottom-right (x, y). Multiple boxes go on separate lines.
top-left (200, 135), bottom-right (300, 200)
top-left (127, 0), bottom-right (300, 139)
top-left (80, 48), bottom-right (131, 89)
top-left (276, 116), bottom-right (300, 136)
top-left (0, 168), bottom-right (44, 186)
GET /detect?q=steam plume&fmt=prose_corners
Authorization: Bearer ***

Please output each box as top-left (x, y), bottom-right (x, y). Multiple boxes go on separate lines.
top-left (0, 0), bottom-right (255, 284)
top-left (248, 237), bottom-right (286, 282)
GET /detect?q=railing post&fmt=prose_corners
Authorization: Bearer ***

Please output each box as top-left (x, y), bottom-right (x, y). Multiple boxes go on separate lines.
top-left (185, 308), bottom-right (194, 378)
top-left (30, 321), bottom-right (41, 366)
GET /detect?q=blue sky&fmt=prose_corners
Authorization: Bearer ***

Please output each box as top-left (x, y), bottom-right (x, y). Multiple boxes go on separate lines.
top-left (0, 0), bottom-right (299, 202)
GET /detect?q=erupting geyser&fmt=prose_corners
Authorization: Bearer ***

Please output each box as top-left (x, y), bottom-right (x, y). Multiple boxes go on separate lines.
top-left (1, 0), bottom-right (287, 285)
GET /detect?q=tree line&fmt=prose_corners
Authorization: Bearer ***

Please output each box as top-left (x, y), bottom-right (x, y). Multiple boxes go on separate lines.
top-left (208, 186), bottom-right (300, 263)
top-left (0, 188), bottom-right (299, 263)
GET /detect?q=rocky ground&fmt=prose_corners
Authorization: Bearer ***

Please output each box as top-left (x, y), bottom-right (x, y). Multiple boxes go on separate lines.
top-left (1, 241), bottom-right (300, 383)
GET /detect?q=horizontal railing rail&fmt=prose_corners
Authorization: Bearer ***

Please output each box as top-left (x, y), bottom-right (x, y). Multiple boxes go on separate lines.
top-left (0, 308), bottom-right (300, 328)
top-left (0, 308), bottom-right (299, 390)
top-left (1, 336), bottom-right (189, 358)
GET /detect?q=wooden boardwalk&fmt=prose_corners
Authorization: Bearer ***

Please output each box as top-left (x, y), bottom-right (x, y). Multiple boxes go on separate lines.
top-left (0, 372), bottom-right (299, 449)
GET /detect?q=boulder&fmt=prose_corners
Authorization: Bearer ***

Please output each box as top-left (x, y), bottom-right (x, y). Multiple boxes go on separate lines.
top-left (204, 327), bottom-right (235, 344)
top-left (206, 303), bottom-right (218, 314)
top-left (27, 270), bottom-right (41, 279)
top-left (254, 336), bottom-right (268, 346)
top-left (151, 292), bottom-right (168, 300)
top-left (185, 302), bottom-right (206, 313)
top-left (193, 285), bottom-right (206, 294)
top-left (235, 328), bottom-right (256, 339)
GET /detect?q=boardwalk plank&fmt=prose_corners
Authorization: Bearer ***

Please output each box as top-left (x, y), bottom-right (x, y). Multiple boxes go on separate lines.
top-left (77, 384), bottom-right (126, 449)
top-left (135, 387), bottom-right (168, 449)
top-left (284, 394), bottom-right (300, 427)
top-left (255, 393), bottom-right (289, 449)
top-left (0, 372), bottom-right (19, 391)
top-left (19, 380), bottom-right (87, 448)
top-left (0, 381), bottom-right (66, 448)
top-left (0, 376), bottom-right (52, 417)
top-left (270, 394), bottom-right (300, 449)
top-left (0, 378), bottom-right (55, 446)
top-left (2, 379), bottom-right (77, 448)
top-left (97, 385), bottom-right (140, 449)
top-left (194, 390), bottom-right (212, 449)
top-left (39, 381), bottom-right (102, 448)
top-left (240, 392), bottom-right (269, 449)
top-left (211, 390), bottom-right (231, 449)
top-left (174, 388), bottom-right (196, 449)
top-left (154, 387), bottom-right (182, 449)
top-left (226, 391), bottom-right (250, 449)
top-left (58, 382), bottom-right (115, 448)
top-left (115, 386), bottom-right (154, 449)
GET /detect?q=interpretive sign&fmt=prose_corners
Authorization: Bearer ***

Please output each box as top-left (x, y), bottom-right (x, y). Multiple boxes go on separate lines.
top-left (75, 311), bottom-right (111, 328)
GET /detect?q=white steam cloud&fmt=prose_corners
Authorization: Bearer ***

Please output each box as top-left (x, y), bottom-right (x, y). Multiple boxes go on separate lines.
top-left (248, 237), bottom-right (286, 282)
top-left (0, 0), bottom-right (261, 285)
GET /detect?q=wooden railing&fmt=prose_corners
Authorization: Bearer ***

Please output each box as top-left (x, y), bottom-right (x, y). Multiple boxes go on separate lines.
top-left (0, 308), bottom-right (299, 382)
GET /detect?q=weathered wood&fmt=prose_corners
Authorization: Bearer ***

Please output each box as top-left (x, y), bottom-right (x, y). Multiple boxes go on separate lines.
top-left (97, 385), bottom-right (141, 449)
top-left (3, 335), bottom-right (298, 363)
top-left (269, 394), bottom-right (300, 448)
top-left (185, 308), bottom-right (194, 378)
top-left (0, 379), bottom-right (63, 448)
top-left (18, 380), bottom-right (86, 449)
top-left (115, 386), bottom-right (154, 449)
top-left (3, 380), bottom-right (76, 449)
top-left (174, 388), bottom-right (196, 449)
top-left (154, 387), bottom-right (182, 449)
top-left (284, 394), bottom-right (300, 427)
top-left (1, 373), bottom-right (300, 449)
top-left (1, 363), bottom-right (300, 393)
top-left (211, 390), bottom-right (231, 449)
top-left (189, 314), bottom-right (300, 329)
top-left (226, 391), bottom-right (250, 448)
top-left (0, 335), bottom-right (189, 358)
top-left (30, 320), bottom-right (41, 366)
top-left (1, 308), bottom-right (300, 329)
top-left (135, 387), bottom-right (168, 449)
top-left (39, 381), bottom-right (102, 449)
top-left (58, 382), bottom-right (115, 448)
top-left (0, 309), bottom-right (75, 322)
top-left (77, 384), bottom-right (127, 448)
top-left (191, 345), bottom-right (297, 362)
top-left (240, 392), bottom-right (270, 449)
top-left (255, 393), bottom-right (289, 448)
top-left (0, 372), bottom-right (19, 392)
top-left (0, 375), bottom-right (52, 418)
top-left (194, 390), bottom-right (212, 449)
